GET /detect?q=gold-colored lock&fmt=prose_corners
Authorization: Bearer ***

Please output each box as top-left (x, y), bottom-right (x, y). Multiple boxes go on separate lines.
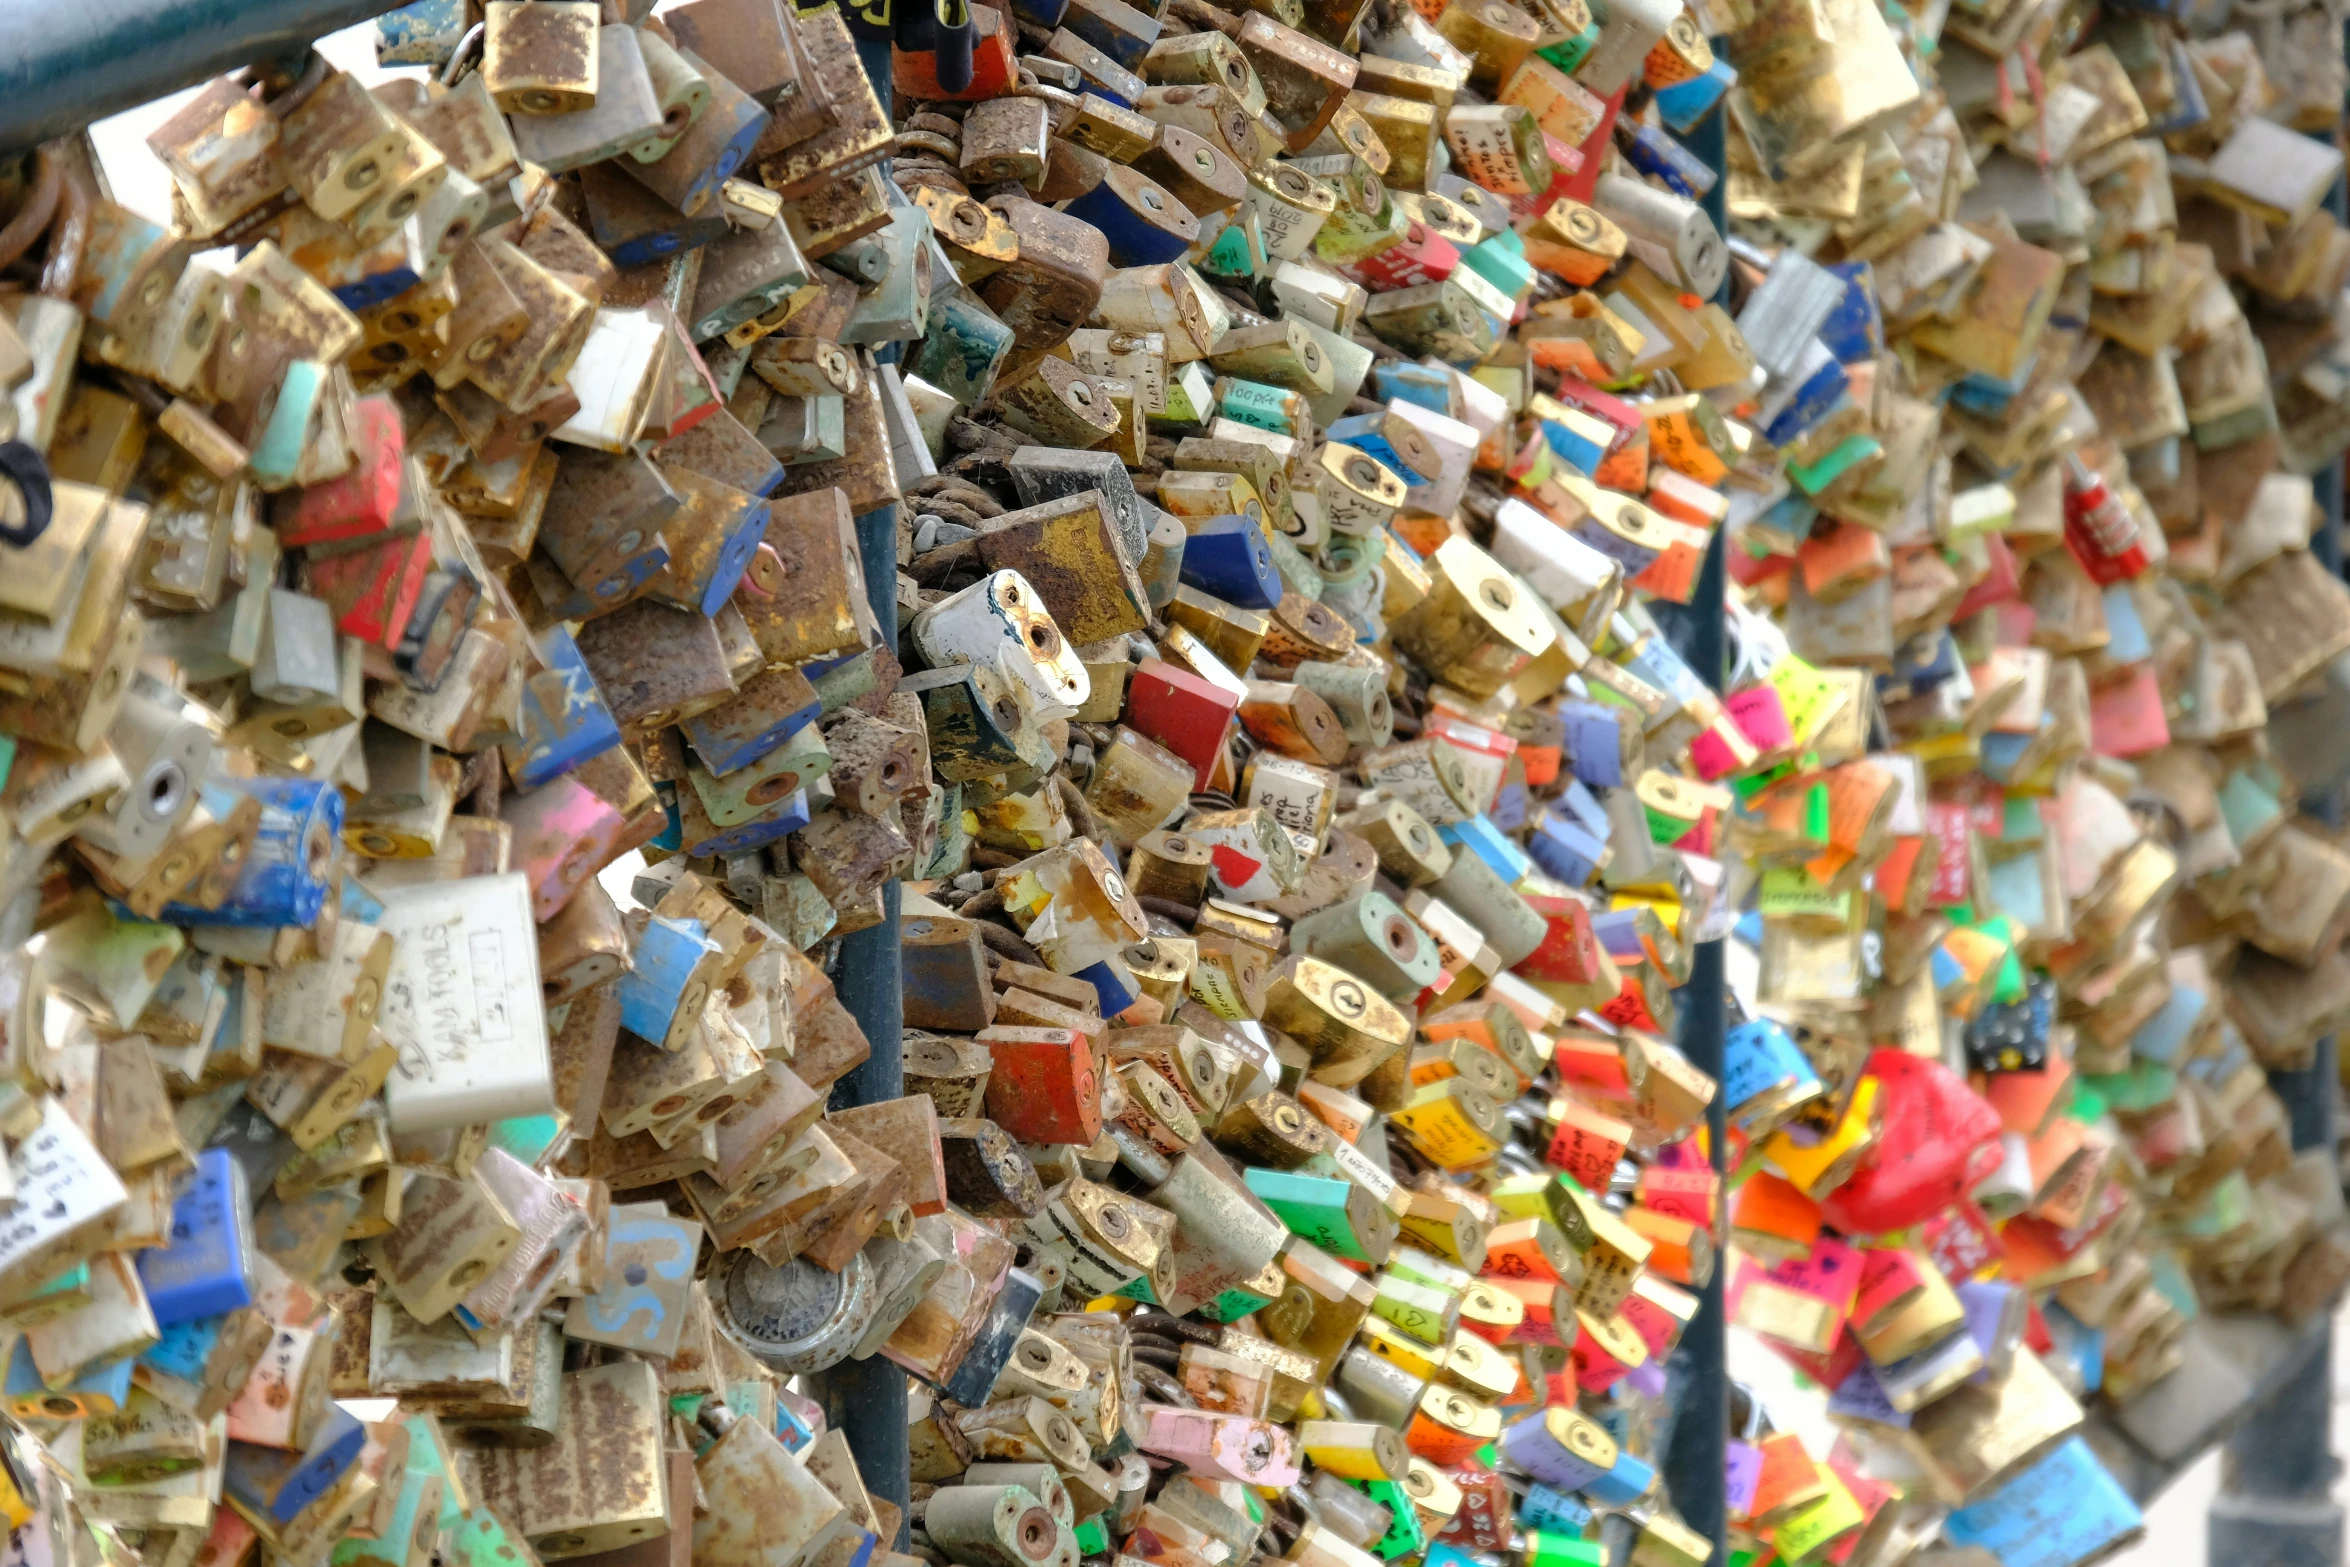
top-left (1262, 955), bottom-right (1413, 1082)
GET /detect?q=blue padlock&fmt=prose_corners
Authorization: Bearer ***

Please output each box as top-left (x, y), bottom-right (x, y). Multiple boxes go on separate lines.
top-left (649, 787), bottom-right (684, 853)
top-left (1817, 259), bottom-right (1882, 363)
top-left (1528, 810), bottom-right (1608, 887)
top-left (775, 1397), bottom-right (818, 1454)
top-left (1654, 58), bottom-right (1734, 132)
top-left (617, 916), bottom-right (722, 1044)
top-left (1051, 6), bottom-right (1156, 77)
top-left (681, 669), bottom-right (821, 778)
top-left (1588, 908), bottom-right (1650, 964)
top-left (1327, 413), bottom-right (1436, 484)
top-left (374, 0), bottom-right (470, 64)
top-left (677, 798), bottom-right (807, 857)
top-left (622, 85), bottom-right (768, 222)
top-left (141, 1310), bottom-right (235, 1387)
top-left (1621, 636), bottom-right (1703, 715)
top-left (1556, 701), bottom-right (1628, 788)
top-left (1439, 815), bottom-right (1531, 883)
top-left (1722, 1016), bottom-right (1820, 1119)
top-left (1463, 233), bottom-right (1534, 304)
top-left (1537, 408), bottom-right (1609, 477)
top-left (1062, 168), bottom-right (1198, 266)
top-left (329, 254), bottom-right (424, 312)
top-left (1372, 362), bottom-right (1455, 415)
top-left (1949, 364), bottom-right (2028, 418)
top-left (1489, 772), bottom-right (1528, 832)
top-left (1584, 1444), bottom-right (1654, 1507)
top-left (1517, 1484), bottom-right (1595, 1535)
top-left (225, 1406), bottom-right (368, 1524)
top-left (1075, 957), bottom-right (1139, 1018)
top-left (1978, 722), bottom-right (2045, 785)
top-left (1555, 777), bottom-right (1611, 839)
top-left (340, 876), bottom-right (386, 925)
top-left (248, 361), bottom-right (330, 490)
top-left (512, 625), bottom-right (624, 791)
top-left (1178, 513), bottom-right (1283, 610)
top-left (689, 493), bottom-right (771, 618)
top-left (139, 1148), bottom-right (256, 1326)
top-left (910, 292), bottom-right (1016, 409)
top-left (160, 778), bottom-right (343, 928)
top-left (1618, 122), bottom-right (1715, 199)
top-left (1759, 349), bottom-right (1848, 447)
top-left (534, 539), bottom-right (673, 621)
top-left (580, 164), bottom-right (733, 269)
top-left (5, 1338), bottom-right (132, 1419)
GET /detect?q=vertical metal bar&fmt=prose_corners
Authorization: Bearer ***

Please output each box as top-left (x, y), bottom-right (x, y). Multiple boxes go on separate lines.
top-left (1687, 105), bottom-right (1731, 307)
top-left (1662, 527), bottom-right (1730, 1566)
top-left (1655, 77), bottom-right (1732, 1567)
top-left (2314, 163), bottom-right (2346, 579)
top-left (812, 503), bottom-right (910, 1543)
top-left (2204, 89), bottom-right (2347, 1567)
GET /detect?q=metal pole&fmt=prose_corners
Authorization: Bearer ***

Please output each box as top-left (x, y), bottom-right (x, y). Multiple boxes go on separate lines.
top-left (1652, 82), bottom-right (1731, 1567)
top-left (1661, 532), bottom-right (1730, 1566)
top-left (2209, 107), bottom-right (2347, 1562)
top-left (2207, 1040), bottom-right (2340, 1567)
top-left (0, 0), bottom-right (398, 153)
top-left (812, 500), bottom-right (910, 1549)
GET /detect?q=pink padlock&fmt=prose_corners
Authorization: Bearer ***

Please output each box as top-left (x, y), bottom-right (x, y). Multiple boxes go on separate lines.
top-left (502, 773), bottom-right (641, 922)
top-left (1137, 1405), bottom-right (1302, 1487)
top-left (1851, 1246), bottom-right (1932, 1330)
top-left (225, 1321), bottom-right (322, 1449)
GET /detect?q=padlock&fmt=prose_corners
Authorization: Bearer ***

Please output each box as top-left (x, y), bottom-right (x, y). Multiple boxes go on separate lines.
top-left (224, 1403), bottom-right (365, 1526)
top-left (466, 1359), bottom-right (673, 1559)
top-left (1261, 954), bottom-right (1413, 1086)
top-left (360, 1171), bottom-right (519, 1325)
top-left (979, 1027), bottom-right (1102, 1147)
top-left (480, 2), bottom-right (602, 113)
top-left (138, 1149), bottom-right (255, 1328)
top-left (274, 72), bottom-right (412, 226)
top-left (507, 26), bottom-right (665, 171)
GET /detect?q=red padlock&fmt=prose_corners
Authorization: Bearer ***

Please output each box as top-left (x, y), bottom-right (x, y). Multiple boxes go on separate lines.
top-left (1343, 222), bottom-right (1461, 292)
top-left (1544, 1097), bottom-right (1630, 1191)
top-left (1477, 1273), bottom-right (1565, 1345)
top-left (1635, 1163), bottom-right (1716, 1226)
top-left (1439, 1466), bottom-right (1514, 1552)
top-left (1568, 1307), bottom-right (1646, 1392)
top-left (1559, 82), bottom-right (1625, 204)
top-left (893, 5), bottom-right (1018, 99)
top-left (977, 1024), bottom-right (1102, 1144)
top-left (1126, 658), bottom-right (1241, 791)
top-left (282, 393), bottom-right (406, 548)
top-left (1920, 1199), bottom-right (2006, 1285)
top-left (1504, 132), bottom-right (1586, 222)
top-left (301, 528), bottom-right (434, 646)
top-left (2061, 451), bottom-right (2149, 585)
top-left (1515, 893), bottom-right (1605, 986)
top-left (1817, 1050), bottom-right (2003, 1236)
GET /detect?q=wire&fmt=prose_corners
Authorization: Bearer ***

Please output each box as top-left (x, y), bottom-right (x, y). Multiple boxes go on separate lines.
top-left (0, 148), bottom-right (59, 273)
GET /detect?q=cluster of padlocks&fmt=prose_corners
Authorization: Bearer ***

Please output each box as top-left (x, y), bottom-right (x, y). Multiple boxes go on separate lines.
top-left (1, 0), bottom-right (2350, 1559)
